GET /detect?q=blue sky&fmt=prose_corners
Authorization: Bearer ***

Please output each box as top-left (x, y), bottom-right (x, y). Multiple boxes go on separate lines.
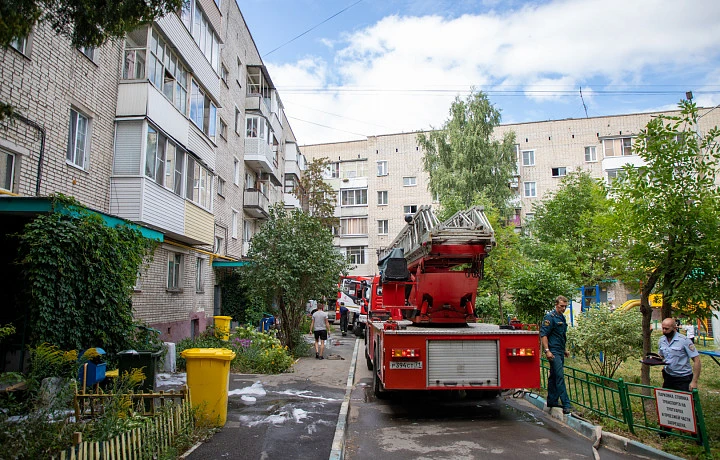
top-left (238, 0), bottom-right (720, 145)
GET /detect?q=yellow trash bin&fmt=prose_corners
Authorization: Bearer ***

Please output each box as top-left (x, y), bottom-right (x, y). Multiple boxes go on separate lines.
top-left (181, 348), bottom-right (236, 426)
top-left (213, 316), bottom-right (232, 340)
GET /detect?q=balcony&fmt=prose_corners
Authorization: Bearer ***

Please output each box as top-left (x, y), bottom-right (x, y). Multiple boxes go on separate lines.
top-left (244, 138), bottom-right (280, 185)
top-left (284, 192), bottom-right (302, 210)
top-left (244, 188), bottom-right (269, 219)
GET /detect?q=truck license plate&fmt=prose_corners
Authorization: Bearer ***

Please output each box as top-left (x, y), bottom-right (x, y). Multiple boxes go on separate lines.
top-left (389, 361), bottom-right (422, 369)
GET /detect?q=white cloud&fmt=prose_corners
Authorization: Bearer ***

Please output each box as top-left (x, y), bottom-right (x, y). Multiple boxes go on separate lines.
top-left (267, 0), bottom-right (720, 144)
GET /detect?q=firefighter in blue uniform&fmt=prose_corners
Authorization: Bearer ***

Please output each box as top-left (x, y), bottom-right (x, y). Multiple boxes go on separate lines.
top-left (540, 295), bottom-right (572, 415)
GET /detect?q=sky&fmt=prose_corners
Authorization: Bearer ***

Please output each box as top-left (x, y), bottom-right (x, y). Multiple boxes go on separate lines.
top-left (237, 0), bottom-right (720, 146)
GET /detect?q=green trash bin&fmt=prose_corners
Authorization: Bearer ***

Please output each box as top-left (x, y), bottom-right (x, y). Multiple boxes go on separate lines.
top-left (117, 349), bottom-right (162, 391)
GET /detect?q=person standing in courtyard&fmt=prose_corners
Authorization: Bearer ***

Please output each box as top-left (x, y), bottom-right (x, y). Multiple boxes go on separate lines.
top-left (682, 321), bottom-right (696, 344)
top-left (659, 318), bottom-right (701, 391)
top-left (310, 302), bottom-right (331, 359)
top-left (540, 295), bottom-right (572, 415)
top-left (339, 302), bottom-right (349, 336)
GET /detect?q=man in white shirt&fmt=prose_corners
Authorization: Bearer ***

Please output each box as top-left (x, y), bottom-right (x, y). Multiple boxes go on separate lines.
top-left (683, 322), bottom-right (696, 343)
top-left (309, 302), bottom-right (331, 359)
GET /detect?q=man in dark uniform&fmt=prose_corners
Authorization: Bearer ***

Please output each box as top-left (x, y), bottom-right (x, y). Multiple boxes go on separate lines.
top-left (540, 295), bottom-right (572, 415)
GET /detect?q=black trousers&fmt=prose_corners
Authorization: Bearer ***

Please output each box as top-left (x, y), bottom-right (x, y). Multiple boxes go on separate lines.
top-left (340, 311), bottom-right (348, 332)
top-left (662, 369), bottom-right (693, 392)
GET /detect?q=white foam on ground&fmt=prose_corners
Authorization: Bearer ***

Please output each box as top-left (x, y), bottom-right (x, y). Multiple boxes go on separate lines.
top-left (275, 389), bottom-right (338, 402)
top-left (229, 381), bottom-right (266, 397)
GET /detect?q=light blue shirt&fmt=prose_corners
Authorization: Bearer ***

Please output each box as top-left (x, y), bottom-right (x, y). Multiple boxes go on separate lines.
top-left (659, 332), bottom-right (698, 377)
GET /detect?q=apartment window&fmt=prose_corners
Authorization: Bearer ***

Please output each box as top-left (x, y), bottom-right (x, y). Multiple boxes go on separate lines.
top-left (219, 118), bottom-right (227, 140)
top-left (603, 137), bottom-right (635, 157)
top-left (340, 218), bottom-right (368, 236)
top-left (326, 162), bottom-right (340, 179)
top-left (377, 161), bottom-right (388, 176)
top-left (341, 188), bottom-right (367, 206)
top-left (167, 252), bottom-right (183, 290)
top-left (378, 220), bottom-right (389, 235)
top-left (78, 46), bottom-right (95, 60)
top-left (524, 181), bottom-right (537, 197)
top-left (217, 178), bottom-right (225, 197)
top-left (522, 150), bottom-right (535, 166)
top-left (195, 257), bottom-right (205, 293)
top-left (1, 150), bottom-right (15, 192)
top-left (10, 36), bottom-right (28, 54)
top-left (403, 176), bottom-right (417, 187)
top-left (231, 209), bottom-right (239, 239)
top-left (345, 246), bottom-right (366, 265)
top-left (185, 156), bottom-right (213, 209)
top-left (551, 167), bottom-right (567, 178)
top-left (123, 29), bottom-right (147, 80)
top-left (524, 213), bottom-right (535, 224)
top-left (341, 161), bottom-right (367, 179)
top-left (181, 0), bottom-right (220, 71)
top-left (245, 116), bottom-right (270, 144)
top-left (214, 236), bottom-right (224, 255)
top-left (233, 157), bottom-right (240, 185)
top-left (67, 108), bottom-right (90, 169)
top-left (607, 169), bottom-right (627, 185)
top-left (377, 190), bottom-right (388, 205)
top-left (403, 205), bottom-right (418, 215)
top-left (220, 64), bottom-right (228, 85)
top-left (190, 81), bottom-right (217, 140)
top-left (145, 126), bottom-right (165, 182)
top-left (146, 29), bottom-right (188, 114)
top-left (585, 146), bottom-right (597, 162)
top-left (236, 58), bottom-right (243, 87)
top-left (243, 220), bottom-right (252, 242)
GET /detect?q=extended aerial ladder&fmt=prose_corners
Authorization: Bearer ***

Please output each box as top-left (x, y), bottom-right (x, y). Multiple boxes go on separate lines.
top-left (376, 205), bottom-right (496, 325)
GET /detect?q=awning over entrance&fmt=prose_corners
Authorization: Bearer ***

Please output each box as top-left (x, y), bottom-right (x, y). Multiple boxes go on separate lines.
top-left (212, 260), bottom-right (250, 268)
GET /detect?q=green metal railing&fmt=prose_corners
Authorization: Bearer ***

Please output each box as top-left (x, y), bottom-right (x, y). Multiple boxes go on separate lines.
top-left (540, 358), bottom-right (710, 455)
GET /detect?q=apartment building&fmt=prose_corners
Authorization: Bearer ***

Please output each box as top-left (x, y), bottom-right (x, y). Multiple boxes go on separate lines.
top-left (302, 107), bottom-right (720, 278)
top-left (0, 1), bottom-right (305, 345)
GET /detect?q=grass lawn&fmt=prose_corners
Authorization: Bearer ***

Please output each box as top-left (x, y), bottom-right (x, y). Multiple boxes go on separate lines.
top-left (540, 333), bottom-right (719, 459)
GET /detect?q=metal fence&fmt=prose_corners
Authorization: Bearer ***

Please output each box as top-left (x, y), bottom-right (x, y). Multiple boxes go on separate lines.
top-left (539, 359), bottom-right (710, 455)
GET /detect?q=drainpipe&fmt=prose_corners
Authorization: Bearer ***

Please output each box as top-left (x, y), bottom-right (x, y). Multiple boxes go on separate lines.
top-left (11, 113), bottom-right (46, 196)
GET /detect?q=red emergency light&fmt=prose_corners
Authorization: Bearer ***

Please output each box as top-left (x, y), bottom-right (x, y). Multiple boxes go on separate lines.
top-left (506, 347), bottom-right (536, 357)
top-left (391, 348), bottom-right (421, 358)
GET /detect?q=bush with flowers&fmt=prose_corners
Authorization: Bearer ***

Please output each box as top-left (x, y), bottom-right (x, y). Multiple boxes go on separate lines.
top-left (176, 325), bottom-right (294, 374)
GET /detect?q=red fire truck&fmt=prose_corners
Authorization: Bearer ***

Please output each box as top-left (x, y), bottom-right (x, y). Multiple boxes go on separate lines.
top-left (334, 275), bottom-right (371, 336)
top-left (365, 206), bottom-right (540, 397)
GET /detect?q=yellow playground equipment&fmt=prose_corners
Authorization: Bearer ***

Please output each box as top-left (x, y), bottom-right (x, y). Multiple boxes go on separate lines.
top-left (616, 294), bottom-right (709, 332)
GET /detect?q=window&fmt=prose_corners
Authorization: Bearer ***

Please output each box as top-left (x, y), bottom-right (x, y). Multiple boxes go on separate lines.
top-left (377, 161), bottom-right (388, 176)
top-left (220, 64), bottom-right (228, 85)
top-left (378, 220), bottom-right (389, 235)
top-left (231, 209), bottom-right (238, 238)
top-left (403, 176), bottom-right (417, 187)
top-left (524, 181), bottom-right (537, 197)
top-left (551, 167), bottom-right (567, 178)
top-left (145, 29), bottom-right (188, 114)
top-left (345, 246), bottom-right (366, 265)
top-left (214, 236), bottom-right (224, 255)
top-left (377, 190), bottom-right (388, 205)
top-left (219, 118), bottom-right (227, 140)
top-left (167, 252), bottom-right (183, 290)
top-left (233, 157), bottom-right (240, 185)
top-left (145, 126), bottom-right (165, 182)
top-left (1, 150), bottom-right (15, 192)
top-left (185, 156), bottom-right (213, 209)
top-left (403, 205), bottom-right (418, 215)
top-left (341, 161), bottom-right (367, 179)
top-left (607, 169), bottom-right (627, 185)
top-left (236, 58), bottom-right (243, 86)
top-left (217, 178), bottom-right (225, 196)
top-left (181, 0), bottom-right (220, 71)
top-left (195, 257), bottom-right (205, 293)
top-left (326, 162), bottom-right (340, 179)
top-left (67, 108), bottom-right (90, 169)
top-left (341, 188), bottom-right (367, 206)
top-left (585, 146), bottom-right (597, 162)
top-left (10, 36), bottom-right (28, 54)
top-left (340, 218), bottom-right (368, 236)
top-left (78, 46), bottom-right (95, 60)
top-left (522, 150), bottom-right (535, 166)
top-left (243, 220), bottom-right (252, 242)
top-left (603, 137), bottom-right (635, 157)
top-left (123, 29), bottom-right (147, 80)
top-left (524, 212), bottom-right (535, 224)
top-left (190, 81), bottom-right (217, 140)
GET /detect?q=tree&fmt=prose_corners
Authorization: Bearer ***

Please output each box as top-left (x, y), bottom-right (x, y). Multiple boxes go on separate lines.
top-left (417, 90), bottom-right (517, 216)
top-left (524, 170), bottom-right (614, 287)
top-left (238, 205), bottom-right (349, 352)
top-left (508, 261), bottom-right (574, 323)
top-left (610, 100), bottom-right (720, 386)
top-left (296, 157), bottom-right (339, 230)
top-left (15, 195), bottom-right (155, 351)
top-left (567, 304), bottom-right (642, 378)
top-left (1, 0), bottom-right (181, 121)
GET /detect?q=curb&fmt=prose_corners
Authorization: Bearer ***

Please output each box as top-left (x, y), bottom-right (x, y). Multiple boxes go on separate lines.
top-left (523, 393), bottom-right (685, 460)
top-left (329, 337), bottom-right (360, 460)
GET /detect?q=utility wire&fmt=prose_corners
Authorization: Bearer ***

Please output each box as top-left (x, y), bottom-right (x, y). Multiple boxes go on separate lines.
top-left (263, 0), bottom-right (363, 58)
top-left (287, 115), bottom-right (368, 138)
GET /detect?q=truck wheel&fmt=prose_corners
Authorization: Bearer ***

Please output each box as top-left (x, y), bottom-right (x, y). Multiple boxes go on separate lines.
top-left (353, 323), bottom-right (364, 337)
top-left (373, 351), bottom-right (387, 399)
top-left (365, 345), bottom-right (373, 370)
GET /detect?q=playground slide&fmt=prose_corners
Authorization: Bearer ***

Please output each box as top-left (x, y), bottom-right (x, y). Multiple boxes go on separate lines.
top-left (617, 299), bottom-right (641, 312)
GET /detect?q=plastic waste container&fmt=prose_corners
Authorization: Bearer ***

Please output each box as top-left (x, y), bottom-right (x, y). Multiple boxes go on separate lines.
top-left (213, 316), bottom-right (232, 340)
top-left (181, 348), bottom-right (236, 426)
top-left (117, 349), bottom-right (162, 391)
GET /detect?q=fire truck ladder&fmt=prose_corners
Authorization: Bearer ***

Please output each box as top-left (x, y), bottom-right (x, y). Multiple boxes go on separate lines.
top-left (378, 205), bottom-right (496, 271)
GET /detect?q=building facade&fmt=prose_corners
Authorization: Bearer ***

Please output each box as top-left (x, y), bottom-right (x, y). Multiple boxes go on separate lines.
top-left (1, 1), bottom-right (305, 344)
top-left (302, 108), bottom-right (720, 283)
